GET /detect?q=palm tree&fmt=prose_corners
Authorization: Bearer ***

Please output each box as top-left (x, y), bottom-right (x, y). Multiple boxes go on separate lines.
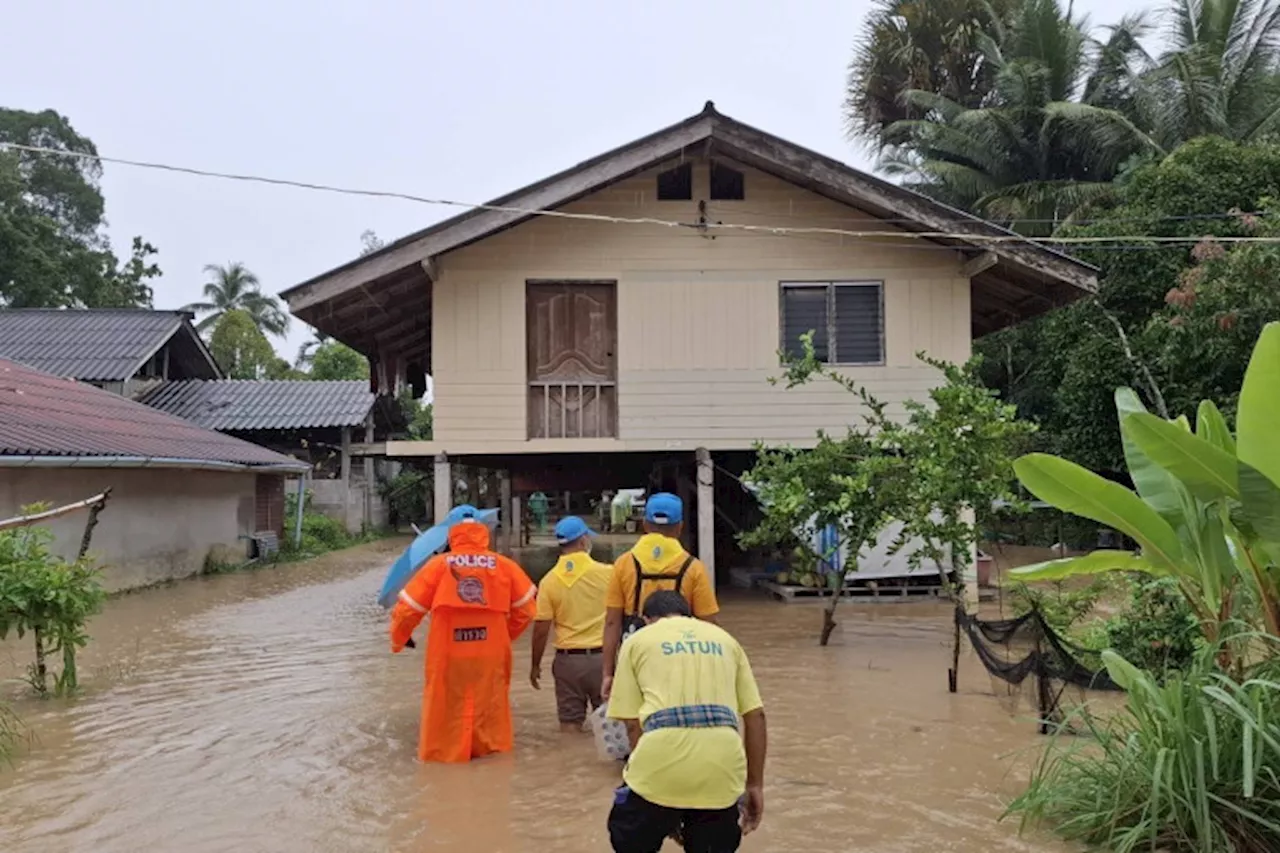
top-left (182, 262), bottom-right (289, 336)
top-left (1142, 0), bottom-right (1280, 147)
top-left (846, 0), bottom-right (1020, 149)
top-left (879, 0), bottom-right (1161, 231)
top-left (295, 329), bottom-right (331, 368)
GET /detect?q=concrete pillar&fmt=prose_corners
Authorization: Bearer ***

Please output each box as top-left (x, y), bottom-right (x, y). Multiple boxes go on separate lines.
top-left (511, 494), bottom-right (523, 548)
top-left (962, 506), bottom-right (979, 611)
top-left (363, 415), bottom-right (375, 530)
top-left (340, 426), bottom-right (352, 483)
top-left (433, 453), bottom-right (451, 523)
top-left (696, 447), bottom-right (715, 587)
top-left (499, 471), bottom-right (513, 554)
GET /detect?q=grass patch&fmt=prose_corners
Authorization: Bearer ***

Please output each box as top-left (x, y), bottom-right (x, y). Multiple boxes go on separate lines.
top-left (1007, 643), bottom-right (1280, 852)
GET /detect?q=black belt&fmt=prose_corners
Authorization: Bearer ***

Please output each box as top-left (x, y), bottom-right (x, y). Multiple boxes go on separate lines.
top-left (557, 647), bottom-right (602, 655)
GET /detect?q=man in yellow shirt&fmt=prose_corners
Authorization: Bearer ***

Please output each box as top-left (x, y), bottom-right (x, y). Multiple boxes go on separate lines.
top-left (530, 516), bottom-right (613, 731)
top-left (607, 591), bottom-right (767, 852)
top-left (602, 493), bottom-right (719, 701)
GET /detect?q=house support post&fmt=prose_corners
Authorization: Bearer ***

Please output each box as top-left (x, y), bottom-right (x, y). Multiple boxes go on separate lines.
top-left (363, 414), bottom-right (375, 531)
top-left (499, 471), bottom-right (513, 555)
top-left (511, 494), bottom-right (523, 548)
top-left (696, 447), bottom-right (715, 587)
top-left (962, 506), bottom-right (979, 611)
top-left (433, 453), bottom-right (451, 524)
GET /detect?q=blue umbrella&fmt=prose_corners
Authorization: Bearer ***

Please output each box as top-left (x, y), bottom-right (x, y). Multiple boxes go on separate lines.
top-left (377, 506), bottom-right (500, 608)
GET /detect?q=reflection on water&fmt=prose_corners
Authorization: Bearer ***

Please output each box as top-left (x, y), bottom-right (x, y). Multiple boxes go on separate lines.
top-left (0, 539), bottom-right (1073, 852)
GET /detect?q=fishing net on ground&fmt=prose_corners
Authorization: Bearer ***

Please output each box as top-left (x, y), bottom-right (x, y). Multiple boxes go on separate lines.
top-left (950, 604), bottom-right (1123, 734)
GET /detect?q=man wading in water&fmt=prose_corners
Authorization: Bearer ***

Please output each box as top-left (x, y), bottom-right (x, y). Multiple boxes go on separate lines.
top-left (529, 516), bottom-right (612, 732)
top-left (602, 493), bottom-right (719, 701)
top-left (606, 591), bottom-right (767, 852)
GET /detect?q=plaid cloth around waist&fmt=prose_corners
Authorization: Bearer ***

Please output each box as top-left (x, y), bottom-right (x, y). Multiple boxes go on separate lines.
top-left (641, 704), bottom-right (740, 733)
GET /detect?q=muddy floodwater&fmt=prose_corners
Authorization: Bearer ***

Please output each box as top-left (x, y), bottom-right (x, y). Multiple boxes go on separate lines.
top-left (0, 540), bottom-right (1075, 852)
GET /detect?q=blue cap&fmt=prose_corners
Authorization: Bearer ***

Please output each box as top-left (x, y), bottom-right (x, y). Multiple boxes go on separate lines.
top-left (555, 516), bottom-right (596, 544)
top-left (644, 493), bottom-right (683, 525)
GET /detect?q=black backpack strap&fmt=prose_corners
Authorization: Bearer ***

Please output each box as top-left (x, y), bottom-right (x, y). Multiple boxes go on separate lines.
top-left (632, 552), bottom-right (698, 614)
top-left (631, 553), bottom-right (645, 616)
top-left (672, 555), bottom-right (695, 594)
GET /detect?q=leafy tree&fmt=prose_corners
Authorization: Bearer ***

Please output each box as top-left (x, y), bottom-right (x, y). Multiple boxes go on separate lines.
top-left (0, 108), bottom-right (160, 308)
top-left (397, 389), bottom-right (433, 440)
top-left (208, 309), bottom-right (280, 379)
top-left (978, 137), bottom-right (1280, 473)
top-left (308, 340), bottom-right (370, 381)
top-left (0, 514), bottom-right (106, 697)
top-left (183, 262), bottom-right (289, 336)
top-left (359, 229), bottom-right (384, 256)
top-left (742, 334), bottom-right (1033, 645)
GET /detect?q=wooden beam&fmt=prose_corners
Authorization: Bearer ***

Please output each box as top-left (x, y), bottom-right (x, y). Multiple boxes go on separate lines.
top-left (959, 251), bottom-right (998, 278)
top-left (420, 256), bottom-right (439, 281)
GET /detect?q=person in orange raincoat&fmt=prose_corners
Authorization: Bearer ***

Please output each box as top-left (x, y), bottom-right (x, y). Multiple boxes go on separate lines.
top-left (390, 506), bottom-right (538, 763)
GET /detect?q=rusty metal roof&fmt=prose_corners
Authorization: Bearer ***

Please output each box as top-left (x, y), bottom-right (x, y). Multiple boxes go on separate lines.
top-left (0, 358), bottom-right (307, 469)
top-left (140, 380), bottom-right (375, 431)
top-left (0, 309), bottom-right (221, 381)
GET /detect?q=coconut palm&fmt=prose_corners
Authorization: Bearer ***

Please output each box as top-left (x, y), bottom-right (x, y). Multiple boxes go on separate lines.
top-left (1142, 0), bottom-right (1280, 147)
top-left (879, 0), bottom-right (1162, 231)
top-left (182, 262), bottom-right (289, 336)
top-left (845, 0), bottom-right (1020, 148)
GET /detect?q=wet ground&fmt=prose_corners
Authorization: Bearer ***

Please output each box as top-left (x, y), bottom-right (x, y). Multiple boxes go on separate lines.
top-left (0, 539), bottom-right (1074, 852)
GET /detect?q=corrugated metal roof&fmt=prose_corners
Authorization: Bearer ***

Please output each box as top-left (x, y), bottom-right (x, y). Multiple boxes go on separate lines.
top-left (0, 359), bottom-right (306, 469)
top-left (0, 309), bottom-right (194, 381)
top-left (140, 380), bottom-right (375, 431)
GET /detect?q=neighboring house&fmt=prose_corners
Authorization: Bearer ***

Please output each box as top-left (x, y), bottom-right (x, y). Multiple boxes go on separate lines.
top-left (0, 308), bottom-right (221, 398)
top-left (278, 101), bottom-right (1098, 581)
top-left (0, 358), bottom-right (307, 592)
top-left (141, 379), bottom-right (388, 532)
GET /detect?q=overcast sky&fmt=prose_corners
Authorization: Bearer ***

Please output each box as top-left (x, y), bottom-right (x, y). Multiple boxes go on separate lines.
top-left (10, 0), bottom-right (1156, 361)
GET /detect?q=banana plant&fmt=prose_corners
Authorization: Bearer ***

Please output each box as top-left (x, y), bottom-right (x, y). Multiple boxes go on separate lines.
top-left (1010, 322), bottom-right (1280, 649)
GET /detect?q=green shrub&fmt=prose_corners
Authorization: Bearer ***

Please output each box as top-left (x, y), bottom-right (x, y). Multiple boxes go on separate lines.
top-left (0, 514), bottom-right (106, 696)
top-left (300, 512), bottom-right (349, 550)
top-left (1105, 577), bottom-right (1201, 677)
top-left (1008, 645), bottom-right (1280, 852)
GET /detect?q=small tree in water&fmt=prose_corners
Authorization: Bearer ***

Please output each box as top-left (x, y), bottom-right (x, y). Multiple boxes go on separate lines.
top-left (0, 511), bottom-right (106, 696)
top-left (741, 334), bottom-right (1033, 645)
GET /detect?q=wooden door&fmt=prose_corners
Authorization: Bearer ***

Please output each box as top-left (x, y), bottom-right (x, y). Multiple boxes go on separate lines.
top-left (526, 281), bottom-right (617, 439)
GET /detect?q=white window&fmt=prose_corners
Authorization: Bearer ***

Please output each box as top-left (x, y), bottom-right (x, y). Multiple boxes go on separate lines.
top-left (779, 282), bottom-right (884, 365)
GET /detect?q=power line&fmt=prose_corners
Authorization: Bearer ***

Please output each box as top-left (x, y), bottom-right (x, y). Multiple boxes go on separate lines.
top-left (4, 141), bottom-right (1278, 249)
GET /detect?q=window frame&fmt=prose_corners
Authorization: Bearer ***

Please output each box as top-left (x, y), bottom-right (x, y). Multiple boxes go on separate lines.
top-left (656, 162), bottom-right (694, 201)
top-left (778, 280), bottom-right (885, 367)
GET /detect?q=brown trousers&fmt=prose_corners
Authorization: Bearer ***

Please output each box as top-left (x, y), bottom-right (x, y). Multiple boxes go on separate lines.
top-left (551, 651), bottom-right (604, 724)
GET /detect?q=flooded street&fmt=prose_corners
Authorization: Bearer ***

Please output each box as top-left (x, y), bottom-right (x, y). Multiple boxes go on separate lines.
top-left (0, 540), bottom-right (1073, 852)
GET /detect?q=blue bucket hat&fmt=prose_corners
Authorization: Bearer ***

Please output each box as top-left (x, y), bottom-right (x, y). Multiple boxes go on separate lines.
top-left (555, 516), bottom-right (597, 544)
top-left (644, 493), bottom-right (683, 525)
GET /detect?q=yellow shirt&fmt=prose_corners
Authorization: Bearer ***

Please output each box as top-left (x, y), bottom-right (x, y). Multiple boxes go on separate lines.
top-left (535, 552), bottom-right (612, 649)
top-left (608, 616), bottom-right (763, 809)
top-left (605, 534), bottom-right (719, 618)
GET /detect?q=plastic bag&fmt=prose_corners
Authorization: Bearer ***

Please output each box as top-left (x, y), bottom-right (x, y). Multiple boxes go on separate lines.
top-left (589, 702), bottom-right (631, 762)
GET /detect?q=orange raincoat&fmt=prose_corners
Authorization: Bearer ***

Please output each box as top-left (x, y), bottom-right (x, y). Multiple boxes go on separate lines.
top-left (390, 520), bottom-right (537, 763)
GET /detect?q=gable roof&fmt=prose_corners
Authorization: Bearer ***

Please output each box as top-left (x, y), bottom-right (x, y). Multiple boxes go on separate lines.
top-left (140, 380), bottom-right (376, 432)
top-left (281, 101), bottom-right (1097, 339)
top-left (0, 358), bottom-right (305, 471)
top-left (0, 309), bottom-right (222, 382)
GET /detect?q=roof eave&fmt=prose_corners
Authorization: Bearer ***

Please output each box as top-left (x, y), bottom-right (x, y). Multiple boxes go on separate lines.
top-left (280, 102), bottom-right (1098, 317)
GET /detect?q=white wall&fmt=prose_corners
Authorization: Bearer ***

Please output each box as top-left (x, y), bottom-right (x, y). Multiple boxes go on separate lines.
top-left (0, 467), bottom-right (257, 592)
top-left (412, 156), bottom-right (971, 456)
